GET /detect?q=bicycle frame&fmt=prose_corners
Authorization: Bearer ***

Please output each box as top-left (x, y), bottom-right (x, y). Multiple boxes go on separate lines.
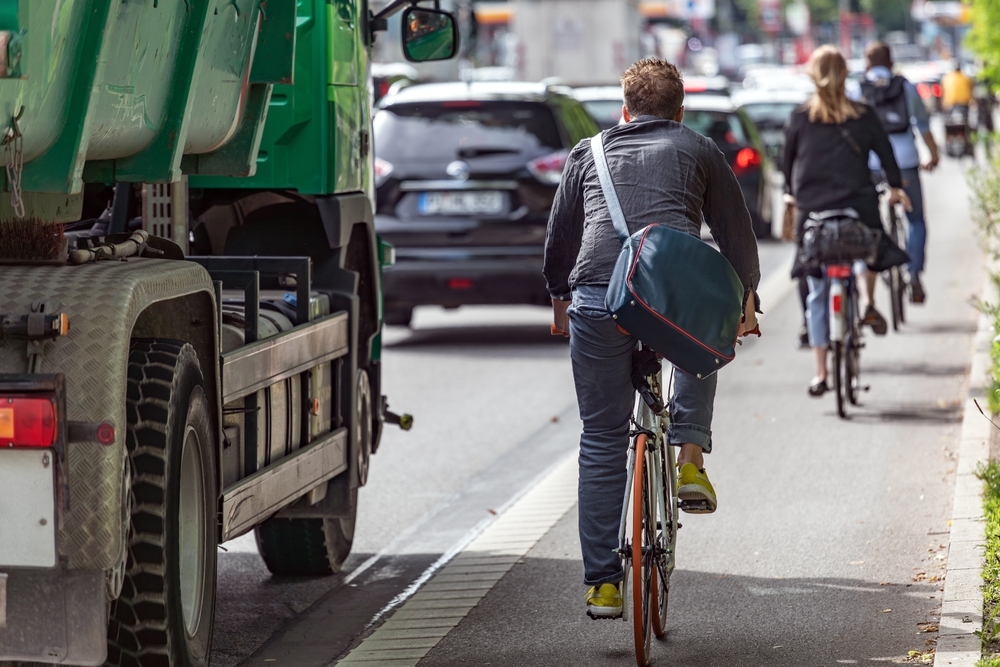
top-left (618, 367), bottom-right (678, 616)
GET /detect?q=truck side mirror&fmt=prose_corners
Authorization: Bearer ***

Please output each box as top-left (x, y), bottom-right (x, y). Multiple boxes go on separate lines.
top-left (401, 7), bottom-right (458, 62)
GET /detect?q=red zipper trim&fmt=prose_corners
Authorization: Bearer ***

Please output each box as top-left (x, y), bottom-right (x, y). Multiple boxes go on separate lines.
top-left (624, 225), bottom-right (738, 361)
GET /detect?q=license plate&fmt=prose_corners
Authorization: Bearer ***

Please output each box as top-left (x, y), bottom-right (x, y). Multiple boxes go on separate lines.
top-left (418, 191), bottom-right (505, 215)
top-left (0, 449), bottom-right (56, 567)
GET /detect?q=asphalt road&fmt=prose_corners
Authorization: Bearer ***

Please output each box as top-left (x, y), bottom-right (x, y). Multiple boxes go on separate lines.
top-left (209, 155), bottom-right (981, 667)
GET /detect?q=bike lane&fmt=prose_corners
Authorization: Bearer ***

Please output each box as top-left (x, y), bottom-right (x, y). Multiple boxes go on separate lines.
top-left (334, 161), bottom-right (982, 665)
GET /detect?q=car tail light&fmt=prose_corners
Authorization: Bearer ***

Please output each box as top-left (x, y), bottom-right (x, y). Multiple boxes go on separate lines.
top-left (442, 101), bottom-right (483, 108)
top-left (527, 149), bottom-right (569, 185)
top-left (917, 83), bottom-right (930, 99)
top-left (733, 147), bottom-right (761, 175)
top-left (932, 83), bottom-right (943, 98)
top-left (831, 294), bottom-right (842, 314)
top-left (0, 395), bottom-right (58, 448)
top-left (685, 84), bottom-right (707, 93)
top-left (447, 278), bottom-right (474, 290)
top-left (374, 157), bottom-right (394, 187)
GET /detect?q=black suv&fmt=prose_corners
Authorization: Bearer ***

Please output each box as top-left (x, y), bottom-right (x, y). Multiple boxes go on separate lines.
top-left (373, 82), bottom-right (599, 326)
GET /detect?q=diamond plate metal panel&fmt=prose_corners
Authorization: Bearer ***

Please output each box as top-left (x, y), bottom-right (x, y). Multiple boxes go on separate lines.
top-left (0, 259), bottom-right (214, 569)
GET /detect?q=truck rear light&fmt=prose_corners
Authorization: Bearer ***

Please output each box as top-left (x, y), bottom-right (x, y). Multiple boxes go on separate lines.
top-left (831, 294), bottom-right (842, 314)
top-left (374, 157), bottom-right (394, 187)
top-left (0, 395), bottom-right (58, 448)
top-left (527, 149), bottom-right (569, 185)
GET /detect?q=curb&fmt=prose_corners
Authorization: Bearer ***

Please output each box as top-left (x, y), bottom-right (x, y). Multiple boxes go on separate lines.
top-left (935, 267), bottom-right (995, 666)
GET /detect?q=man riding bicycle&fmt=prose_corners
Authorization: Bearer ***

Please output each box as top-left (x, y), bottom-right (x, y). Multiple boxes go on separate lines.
top-left (543, 58), bottom-right (761, 619)
top-left (859, 41), bottom-right (939, 304)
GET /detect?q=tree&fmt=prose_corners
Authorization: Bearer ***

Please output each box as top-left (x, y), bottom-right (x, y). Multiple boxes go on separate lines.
top-left (969, 0), bottom-right (1000, 86)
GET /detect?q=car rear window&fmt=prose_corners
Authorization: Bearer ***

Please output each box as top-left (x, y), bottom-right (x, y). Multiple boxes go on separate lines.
top-left (740, 102), bottom-right (800, 128)
top-left (374, 101), bottom-right (563, 162)
top-left (581, 100), bottom-right (623, 127)
top-left (682, 110), bottom-right (747, 147)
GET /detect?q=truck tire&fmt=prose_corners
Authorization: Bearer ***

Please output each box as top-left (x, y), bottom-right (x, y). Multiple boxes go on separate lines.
top-left (254, 488), bottom-right (357, 576)
top-left (106, 340), bottom-right (218, 667)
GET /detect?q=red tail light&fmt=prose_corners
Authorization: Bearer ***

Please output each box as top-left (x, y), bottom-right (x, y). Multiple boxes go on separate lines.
top-left (733, 147), bottom-right (761, 175)
top-left (374, 157), bottom-right (394, 187)
top-left (916, 83), bottom-right (930, 99)
top-left (932, 83), bottom-right (942, 98)
top-left (831, 294), bottom-right (843, 314)
top-left (447, 278), bottom-right (475, 290)
top-left (826, 264), bottom-right (852, 278)
top-left (527, 149), bottom-right (570, 185)
top-left (0, 395), bottom-right (57, 448)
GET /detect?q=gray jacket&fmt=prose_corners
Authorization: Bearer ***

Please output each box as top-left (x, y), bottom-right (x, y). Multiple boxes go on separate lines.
top-left (543, 115), bottom-right (761, 302)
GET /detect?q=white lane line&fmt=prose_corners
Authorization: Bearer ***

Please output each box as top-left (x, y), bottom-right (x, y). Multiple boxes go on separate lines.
top-left (335, 454), bottom-right (579, 666)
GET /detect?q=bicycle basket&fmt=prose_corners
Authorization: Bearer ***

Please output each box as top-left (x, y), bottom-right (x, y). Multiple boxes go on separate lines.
top-left (800, 209), bottom-right (879, 265)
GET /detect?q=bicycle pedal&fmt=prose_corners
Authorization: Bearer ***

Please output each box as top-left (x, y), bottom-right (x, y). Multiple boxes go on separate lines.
top-left (679, 499), bottom-right (714, 514)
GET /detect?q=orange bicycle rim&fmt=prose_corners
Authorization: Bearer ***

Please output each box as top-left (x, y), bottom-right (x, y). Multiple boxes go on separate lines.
top-left (632, 433), bottom-right (650, 666)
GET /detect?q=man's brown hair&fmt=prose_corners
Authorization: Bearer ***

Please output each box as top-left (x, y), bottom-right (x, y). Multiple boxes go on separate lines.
top-left (865, 40), bottom-right (893, 69)
top-left (621, 58), bottom-right (685, 120)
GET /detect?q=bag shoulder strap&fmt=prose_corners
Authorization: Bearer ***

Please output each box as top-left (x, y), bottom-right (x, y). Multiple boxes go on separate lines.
top-left (589, 134), bottom-right (631, 243)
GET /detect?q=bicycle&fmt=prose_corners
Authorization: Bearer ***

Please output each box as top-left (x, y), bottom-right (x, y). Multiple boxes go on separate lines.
top-left (885, 198), bottom-right (908, 331)
top-left (615, 349), bottom-right (685, 667)
top-left (826, 262), bottom-right (865, 418)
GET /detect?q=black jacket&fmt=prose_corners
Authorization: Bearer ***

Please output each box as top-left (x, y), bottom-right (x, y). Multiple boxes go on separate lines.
top-left (543, 115), bottom-right (761, 301)
top-left (782, 103), bottom-right (902, 214)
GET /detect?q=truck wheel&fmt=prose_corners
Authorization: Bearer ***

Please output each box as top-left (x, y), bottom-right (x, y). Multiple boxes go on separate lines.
top-left (354, 369), bottom-right (373, 487)
top-left (254, 488), bottom-right (357, 576)
top-left (106, 340), bottom-right (218, 667)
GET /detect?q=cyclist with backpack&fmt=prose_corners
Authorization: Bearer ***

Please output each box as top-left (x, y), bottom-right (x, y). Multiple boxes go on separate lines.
top-left (860, 41), bottom-right (939, 304)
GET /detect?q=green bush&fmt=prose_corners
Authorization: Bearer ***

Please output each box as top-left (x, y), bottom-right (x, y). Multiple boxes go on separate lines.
top-left (980, 462), bottom-right (1000, 663)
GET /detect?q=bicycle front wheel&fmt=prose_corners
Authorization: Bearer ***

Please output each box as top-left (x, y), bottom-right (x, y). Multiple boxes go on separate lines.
top-left (889, 266), bottom-right (904, 331)
top-left (631, 434), bottom-right (654, 667)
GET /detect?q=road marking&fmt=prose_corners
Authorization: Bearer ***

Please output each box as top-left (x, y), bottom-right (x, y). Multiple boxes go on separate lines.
top-left (335, 453), bottom-right (578, 666)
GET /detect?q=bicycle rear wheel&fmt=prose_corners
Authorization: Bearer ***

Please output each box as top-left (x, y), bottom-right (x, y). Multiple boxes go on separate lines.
top-left (832, 341), bottom-right (847, 418)
top-left (631, 434), bottom-right (654, 667)
top-left (845, 331), bottom-right (862, 405)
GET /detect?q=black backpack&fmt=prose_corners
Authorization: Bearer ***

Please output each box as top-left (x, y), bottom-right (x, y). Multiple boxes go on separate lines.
top-left (860, 75), bottom-right (911, 135)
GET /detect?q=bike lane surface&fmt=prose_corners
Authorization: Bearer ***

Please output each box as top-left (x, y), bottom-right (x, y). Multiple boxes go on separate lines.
top-left (336, 159), bottom-right (982, 665)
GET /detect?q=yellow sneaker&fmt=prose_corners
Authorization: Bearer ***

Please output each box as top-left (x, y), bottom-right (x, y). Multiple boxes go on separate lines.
top-left (677, 463), bottom-right (717, 514)
top-left (585, 582), bottom-right (622, 619)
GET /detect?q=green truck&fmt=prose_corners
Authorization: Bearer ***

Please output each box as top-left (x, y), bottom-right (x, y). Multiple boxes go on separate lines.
top-left (0, 1), bottom-right (456, 664)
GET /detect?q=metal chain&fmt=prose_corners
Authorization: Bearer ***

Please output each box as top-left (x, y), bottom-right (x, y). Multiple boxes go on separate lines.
top-left (4, 107), bottom-right (24, 219)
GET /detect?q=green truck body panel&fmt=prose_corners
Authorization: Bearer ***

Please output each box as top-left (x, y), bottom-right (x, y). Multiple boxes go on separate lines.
top-left (0, 0), bottom-right (278, 196)
top-left (190, 0), bottom-right (373, 199)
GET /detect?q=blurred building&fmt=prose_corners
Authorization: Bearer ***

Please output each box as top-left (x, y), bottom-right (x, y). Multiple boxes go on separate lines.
top-left (510, 0), bottom-right (641, 85)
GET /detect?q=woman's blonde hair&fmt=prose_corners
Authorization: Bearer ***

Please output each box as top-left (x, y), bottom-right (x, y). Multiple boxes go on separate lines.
top-left (805, 45), bottom-right (863, 124)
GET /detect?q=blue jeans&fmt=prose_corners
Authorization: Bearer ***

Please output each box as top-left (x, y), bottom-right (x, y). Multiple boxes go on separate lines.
top-left (569, 286), bottom-right (717, 586)
top-left (900, 167), bottom-right (927, 276)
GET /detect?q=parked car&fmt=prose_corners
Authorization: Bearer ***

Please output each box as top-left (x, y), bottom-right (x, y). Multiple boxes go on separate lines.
top-left (570, 87), bottom-right (774, 237)
top-left (683, 95), bottom-right (774, 237)
top-left (573, 85), bottom-right (627, 130)
top-left (731, 88), bottom-right (808, 171)
top-left (374, 82), bottom-right (600, 326)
